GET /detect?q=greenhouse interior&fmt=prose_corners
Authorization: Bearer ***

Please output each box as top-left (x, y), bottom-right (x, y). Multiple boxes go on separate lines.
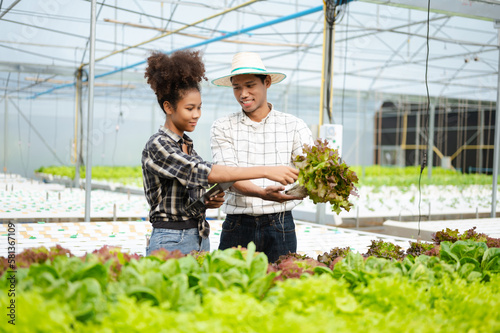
top-left (1, 0), bottom-right (500, 331)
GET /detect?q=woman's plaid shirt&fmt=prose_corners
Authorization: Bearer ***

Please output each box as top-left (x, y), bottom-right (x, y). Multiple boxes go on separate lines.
top-left (142, 126), bottom-right (212, 236)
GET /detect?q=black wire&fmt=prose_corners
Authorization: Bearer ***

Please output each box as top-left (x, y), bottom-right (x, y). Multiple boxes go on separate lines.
top-left (418, 0), bottom-right (432, 238)
top-left (326, 26), bottom-right (333, 123)
top-left (325, 0), bottom-right (336, 25)
top-left (340, 3), bottom-right (349, 127)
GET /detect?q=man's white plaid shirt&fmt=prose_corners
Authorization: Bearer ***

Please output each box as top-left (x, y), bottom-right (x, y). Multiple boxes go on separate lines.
top-left (210, 104), bottom-right (314, 216)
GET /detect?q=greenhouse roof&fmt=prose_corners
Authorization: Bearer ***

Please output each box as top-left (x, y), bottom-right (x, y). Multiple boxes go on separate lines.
top-left (0, 0), bottom-right (499, 102)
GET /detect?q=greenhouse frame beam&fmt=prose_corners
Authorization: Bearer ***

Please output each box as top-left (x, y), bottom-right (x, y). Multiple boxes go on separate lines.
top-left (339, 23), bottom-right (497, 48)
top-left (30, 4), bottom-right (324, 99)
top-left (360, 0), bottom-right (500, 22)
top-left (1, 18), bottom-right (151, 52)
top-left (349, 72), bottom-right (497, 91)
top-left (0, 62), bottom-right (146, 82)
top-left (103, 18), bottom-right (310, 48)
top-left (84, 0), bottom-right (261, 68)
top-left (491, 20), bottom-right (500, 218)
top-left (368, 13), bottom-right (450, 90)
top-left (335, 15), bottom-right (447, 43)
top-left (0, 0), bottom-right (21, 19)
top-left (344, 47), bottom-right (499, 77)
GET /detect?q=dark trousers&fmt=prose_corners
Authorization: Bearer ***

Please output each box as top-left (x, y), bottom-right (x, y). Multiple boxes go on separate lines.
top-left (218, 211), bottom-right (297, 263)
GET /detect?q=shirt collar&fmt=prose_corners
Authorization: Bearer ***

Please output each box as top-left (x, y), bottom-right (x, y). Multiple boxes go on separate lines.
top-left (240, 103), bottom-right (274, 127)
top-left (158, 125), bottom-right (193, 146)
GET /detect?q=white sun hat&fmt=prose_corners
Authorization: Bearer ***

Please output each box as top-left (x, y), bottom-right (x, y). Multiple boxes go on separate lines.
top-left (211, 52), bottom-right (286, 87)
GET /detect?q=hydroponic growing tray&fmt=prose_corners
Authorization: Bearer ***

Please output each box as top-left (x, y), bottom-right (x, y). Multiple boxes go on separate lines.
top-left (0, 219), bottom-right (415, 258)
top-left (383, 217), bottom-right (500, 241)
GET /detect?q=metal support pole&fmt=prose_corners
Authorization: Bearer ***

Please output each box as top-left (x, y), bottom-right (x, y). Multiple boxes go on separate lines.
top-left (74, 69), bottom-right (83, 188)
top-left (84, 0), bottom-right (97, 222)
top-left (3, 96), bottom-right (7, 173)
top-left (491, 20), bottom-right (500, 218)
top-left (317, 0), bottom-right (336, 224)
top-left (427, 103), bottom-right (435, 179)
top-left (319, 0), bottom-right (336, 127)
top-left (478, 106), bottom-right (484, 173)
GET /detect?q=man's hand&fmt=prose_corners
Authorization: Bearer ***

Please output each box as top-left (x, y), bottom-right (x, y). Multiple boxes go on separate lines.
top-left (204, 192), bottom-right (225, 209)
top-left (260, 185), bottom-right (303, 203)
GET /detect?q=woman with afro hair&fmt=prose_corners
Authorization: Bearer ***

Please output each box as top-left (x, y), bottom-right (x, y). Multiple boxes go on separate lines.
top-left (142, 49), bottom-right (299, 255)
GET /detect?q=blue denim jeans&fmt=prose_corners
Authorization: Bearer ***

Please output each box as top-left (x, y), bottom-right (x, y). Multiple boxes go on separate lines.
top-left (146, 227), bottom-right (210, 256)
top-left (218, 211), bottom-right (297, 263)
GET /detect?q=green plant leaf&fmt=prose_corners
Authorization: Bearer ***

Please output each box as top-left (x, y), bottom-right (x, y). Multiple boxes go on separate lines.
top-left (127, 286), bottom-right (160, 306)
top-left (481, 248), bottom-right (500, 273)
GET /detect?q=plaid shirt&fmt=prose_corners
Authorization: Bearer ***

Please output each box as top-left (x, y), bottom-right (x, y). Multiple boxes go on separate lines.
top-left (142, 126), bottom-right (212, 236)
top-left (210, 104), bottom-right (313, 215)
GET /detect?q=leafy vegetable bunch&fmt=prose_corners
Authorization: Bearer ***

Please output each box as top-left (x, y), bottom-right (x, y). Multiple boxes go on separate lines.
top-left (269, 253), bottom-right (330, 281)
top-left (293, 139), bottom-right (359, 214)
top-left (317, 247), bottom-right (352, 269)
top-left (365, 240), bottom-right (406, 261)
top-left (405, 241), bottom-right (436, 257)
top-left (433, 227), bottom-right (500, 248)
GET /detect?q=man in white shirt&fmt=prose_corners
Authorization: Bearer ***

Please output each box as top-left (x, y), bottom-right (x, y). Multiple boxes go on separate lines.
top-left (210, 52), bottom-right (314, 262)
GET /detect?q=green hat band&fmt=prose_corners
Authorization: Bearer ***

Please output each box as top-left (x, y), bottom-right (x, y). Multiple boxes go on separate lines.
top-left (231, 66), bottom-right (266, 73)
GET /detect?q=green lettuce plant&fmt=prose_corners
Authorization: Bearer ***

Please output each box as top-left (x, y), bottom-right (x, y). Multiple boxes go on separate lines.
top-left (291, 139), bottom-right (359, 214)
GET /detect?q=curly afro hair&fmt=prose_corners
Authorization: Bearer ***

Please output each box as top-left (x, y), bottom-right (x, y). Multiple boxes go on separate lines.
top-left (144, 49), bottom-right (207, 113)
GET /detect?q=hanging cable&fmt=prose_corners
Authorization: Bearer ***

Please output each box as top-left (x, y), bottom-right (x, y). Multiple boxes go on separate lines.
top-left (418, 0), bottom-right (432, 238)
top-left (340, 2), bottom-right (350, 127)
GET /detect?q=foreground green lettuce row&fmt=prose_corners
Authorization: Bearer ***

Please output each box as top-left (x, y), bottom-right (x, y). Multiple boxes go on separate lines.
top-left (1, 241), bottom-right (499, 332)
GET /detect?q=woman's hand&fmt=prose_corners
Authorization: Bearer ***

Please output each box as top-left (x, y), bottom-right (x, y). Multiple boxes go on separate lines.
top-left (265, 166), bottom-right (299, 185)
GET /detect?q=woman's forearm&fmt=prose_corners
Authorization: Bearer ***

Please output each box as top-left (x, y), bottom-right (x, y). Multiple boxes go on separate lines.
top-left (208, 164), bottom-right (298, 186)
top-left (207, 164), bottom-right (267, 183)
